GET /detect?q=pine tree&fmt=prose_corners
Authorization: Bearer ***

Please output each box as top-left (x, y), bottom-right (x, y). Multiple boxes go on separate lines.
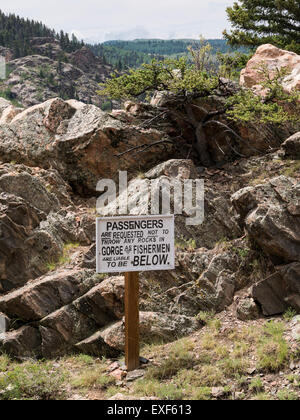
top-left (224, 0), bottom-right (300, 53)
top-left (0, 9), bottom-right (86, 59)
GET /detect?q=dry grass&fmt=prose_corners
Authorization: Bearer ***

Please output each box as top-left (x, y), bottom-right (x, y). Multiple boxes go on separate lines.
top-left (0, 316), bottom-right (298, 400)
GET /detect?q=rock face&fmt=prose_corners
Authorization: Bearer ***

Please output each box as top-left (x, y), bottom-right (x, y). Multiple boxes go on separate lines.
top-left (0, 54), bottom-right (109, 108)
top-left (232, 176), bottom-right (300, 264)
top-left (103, 158), bottom-right (241, 249)
top-left (149, 87), bottom-right (296, 167)
top-left (0, 269), bottom-right (101, 320)
top-left (252, 273), bottom-right (289, 316)
top-left (232, 173), bottom-right (300, 315)
top-left (0, 37), bottom-right (113, 109)
top-left (240, 44), bottom-right (300, 94)
top-left (98, 311), bottom-right (201, 351)
top-left (0, 61), bottom-right (299, 359)
top-left (0, 149), bottom-right (261, 358)
top-left (0, 160), bottom-right (94, 293)
top-left (0, 326), bottom-right (42, 358)
top-left (281, 132), bottom-right (300, 159)
top-left (0, 98), bottom-right (180, 195)
top-left (236, 297), bottom-right (261, 321)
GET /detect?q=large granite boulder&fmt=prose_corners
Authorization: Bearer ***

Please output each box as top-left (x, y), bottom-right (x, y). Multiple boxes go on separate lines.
top-left (232, 176), bottom-right (300, 264)
top-left (0, 98), bottom-right (175, 195)
top-left (240, 44), bottom-right (300, 94)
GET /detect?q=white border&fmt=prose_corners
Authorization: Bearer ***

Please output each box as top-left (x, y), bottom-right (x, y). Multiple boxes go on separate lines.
top-left (96, 214), bottom-right (175, 274)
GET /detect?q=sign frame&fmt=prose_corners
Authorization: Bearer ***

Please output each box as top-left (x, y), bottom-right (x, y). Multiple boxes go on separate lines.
top-left (96, 214), bottom-right (175, 372)
top-left (96, 214), bottom-right (175, 274)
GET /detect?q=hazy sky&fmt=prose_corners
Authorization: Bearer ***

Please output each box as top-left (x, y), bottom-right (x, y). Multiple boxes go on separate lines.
top-left (0, 0), bottom-right (235, 43)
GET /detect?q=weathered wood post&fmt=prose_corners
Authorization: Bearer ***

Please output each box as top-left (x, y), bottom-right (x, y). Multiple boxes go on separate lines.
top-left (125, 271), bottom-right (140, 371)
top-left (96, 215), bottom-right (175, 373)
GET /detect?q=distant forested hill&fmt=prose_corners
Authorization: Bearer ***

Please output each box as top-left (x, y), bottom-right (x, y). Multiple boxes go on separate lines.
top-left (104, 39), bottom-right (231, 55)
top-left (91, 39), bottom-right (249, 69)
top-left (0, 10), bottom-right (84, 58)
top-left (0, 9), bottom-right (248, 71)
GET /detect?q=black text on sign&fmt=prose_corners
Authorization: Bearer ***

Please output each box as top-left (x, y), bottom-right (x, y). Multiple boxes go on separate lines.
top-left (96, 215), bottom-right (175, 273)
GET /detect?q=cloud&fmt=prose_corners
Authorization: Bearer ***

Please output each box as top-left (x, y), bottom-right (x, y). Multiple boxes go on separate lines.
top-left (0, 0), bottom-right (234, 42)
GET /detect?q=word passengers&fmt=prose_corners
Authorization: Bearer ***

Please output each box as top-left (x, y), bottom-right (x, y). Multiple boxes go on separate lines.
top-left (96, 171), bottom-right (204, 226)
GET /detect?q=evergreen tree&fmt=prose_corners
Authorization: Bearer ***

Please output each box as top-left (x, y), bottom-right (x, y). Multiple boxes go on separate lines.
top-left (0, 9), bottom-right (85, 59)
top-left (224, 0), bottom-right (300, 53)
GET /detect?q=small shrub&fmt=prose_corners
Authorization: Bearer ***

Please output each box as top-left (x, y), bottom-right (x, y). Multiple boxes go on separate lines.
top-left (133, 379), bottom-right (184, 400)
top-left (145, 339), bottom-right (195, 380)
top-left (249, 377), bottom-right (264, 393)
top-left (218, 357), bottom-right (249, 377)
top-left (198, 365), bottom-right (225, 387)
top-left (101, 101), bottom-right (112, 112)
top-left (253, 393), bottom-right (273, 401)
top-left (277, 389), bottom-right (298, 401)
top-left (175, 237), bottom-right (197, 251)
top-left (45, 242), bottom-right (80, 272)
top-left (0, 361), bottom-right (66, 400)
top-left (257, 321), bottom-right (289, 372)
top-left (72, 366), bottom-right (115, 390)
top-left (191, 387), bottom-right (211, 400)
top-left (0, 354), bottom-right (10, 372)
top-left (195, 310), bottom-right (215, 325)
top-left (283, 308), bottom-right (297, 322)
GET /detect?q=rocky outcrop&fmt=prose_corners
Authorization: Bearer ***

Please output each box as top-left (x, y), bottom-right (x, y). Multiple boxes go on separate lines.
top-left (0, 65), bottom-right (299, 359)
top-left (232, 174), bottom-right (300, 315)
top-left (240, 44), bottom-right (300, 94)
top-left (104, 158), bottom-right (241, 249)
top-left (0, 326), bottom-right (42, 358)
top-left (0, 269), bottom-right (101, 321)
top-left (278, 263), bottom-right (300, 312)
top-left (281, 132), bottom-right (300, 159)
top-left (252, 272), bottom-right (289, 316)
top-left (0, 160), bottom-right (95, 292)
top-left (0, 37), bottom-right (113, 109)
top-left (0, 239), bottom-right (252, 358)
top-left (232, 176), bottom-right (300, 264)
top-left (0, 55), bottom-right (103, 108)
top-left (78, 311), bottom-right (201, 355)
top-left (149, 88), bottom-right (296, 166)
top-left (0, 98), bottom-right (177, 195)
top-left (30, 37), bottom-right (62, 61)
top-left (70, 47), bottom-right (109, 82)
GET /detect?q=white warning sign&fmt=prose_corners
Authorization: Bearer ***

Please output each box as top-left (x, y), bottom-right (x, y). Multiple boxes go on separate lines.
top-left (96, 215), bottom-right (175, 273)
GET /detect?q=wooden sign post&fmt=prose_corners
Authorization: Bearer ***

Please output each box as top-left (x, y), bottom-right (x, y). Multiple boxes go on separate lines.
top-left (96, 215), bottom-right (175, 372)
top-left (125, 272), bottom-right (140, 371)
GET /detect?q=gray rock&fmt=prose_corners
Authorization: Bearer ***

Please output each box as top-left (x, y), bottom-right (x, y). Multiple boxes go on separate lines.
top-left (232, 176), bottom-right (300, 263)
top-left (0, 326), bottom-right (41, 358)
top-left (126, 370), bottom-right (145, 382)
top-left (99, 311), bottom-right (200, 351)
top-left (0, 269), bottom-right (101, 321)
top-left (251, 272), bottom-right (289, 316)
top-left (75, 331), bottom-right (120, 358)
top-left (281, 132), bottom-right (300, 159)
top-left (236, 298), bottom-right (261, 321)
top-left (279, 263), bottom-right (300, 312)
